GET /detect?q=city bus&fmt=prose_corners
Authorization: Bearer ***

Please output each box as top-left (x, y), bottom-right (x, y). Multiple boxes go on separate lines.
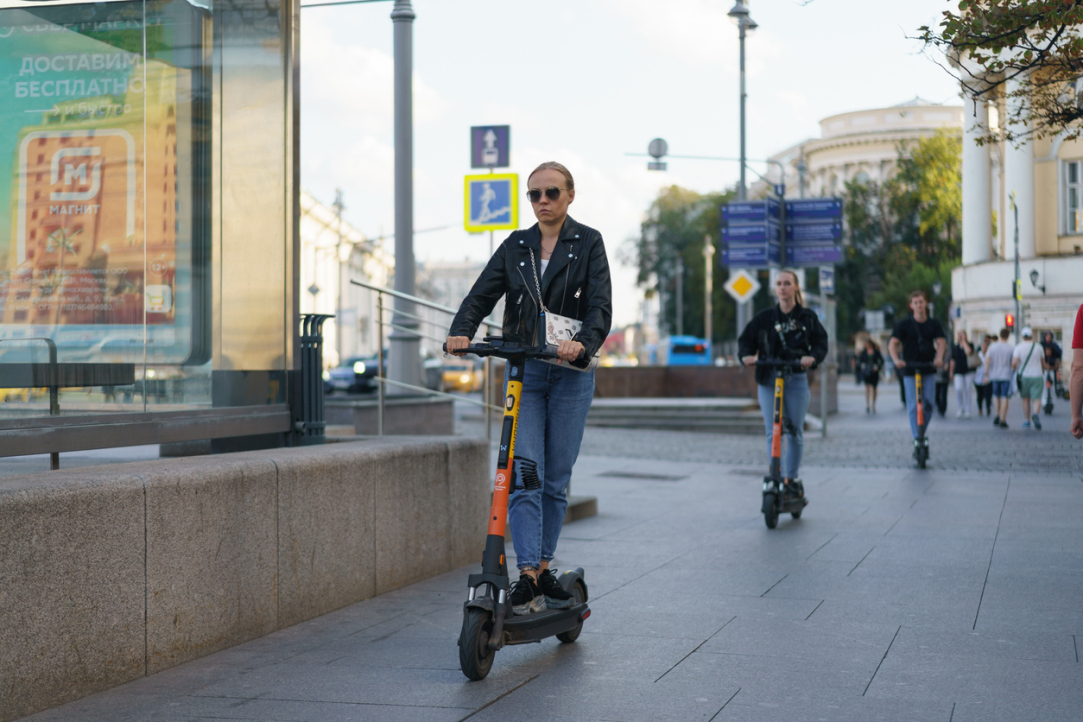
top-left (665, 336), bottom-right (712, 366)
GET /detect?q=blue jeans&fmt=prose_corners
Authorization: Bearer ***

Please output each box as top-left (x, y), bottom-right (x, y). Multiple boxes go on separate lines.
top-left (756, 372), bottom-right (810, 479)
top-left (507, 359), bottom-right (594, 570)
top-left (903, 374), bottom-right (936, 439)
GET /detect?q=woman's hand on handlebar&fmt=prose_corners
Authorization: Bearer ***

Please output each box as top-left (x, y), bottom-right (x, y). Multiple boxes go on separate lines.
top-left (742, 355), bottom-right (758, 367)
top-left (557, 339), bottom-right (585, 363)
top-left (445, 336), bottom-right (470, 356)
top-left (800, 356), bottom-right (815, 369)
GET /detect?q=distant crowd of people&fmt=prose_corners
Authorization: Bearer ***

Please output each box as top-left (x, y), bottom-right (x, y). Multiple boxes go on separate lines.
top-left (855, 325), bottom-right (1065, 431)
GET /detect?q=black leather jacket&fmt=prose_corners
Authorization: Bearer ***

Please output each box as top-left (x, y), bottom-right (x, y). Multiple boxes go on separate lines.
top-left (449, 216), bottom-right (612, 365)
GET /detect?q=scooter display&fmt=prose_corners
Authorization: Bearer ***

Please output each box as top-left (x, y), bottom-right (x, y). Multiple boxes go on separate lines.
top-left (756, 358), bottom-right (810, 530)
top-left (908, 361), bottom-right (937, 469)
top-left (445, 335), bottom-right (590, 681)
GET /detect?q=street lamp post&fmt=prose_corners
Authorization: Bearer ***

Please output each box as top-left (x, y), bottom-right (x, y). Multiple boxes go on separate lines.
top-left (727, 1), bottom-right (757, 335)
top-left (728, 1), bottom-right (757, 202)
top-left (389, 0), bottom-right (421, 390)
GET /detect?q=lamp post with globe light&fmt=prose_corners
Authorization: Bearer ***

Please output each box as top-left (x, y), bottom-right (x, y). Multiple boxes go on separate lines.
top-left (728, 1), bottom-right (757, 201)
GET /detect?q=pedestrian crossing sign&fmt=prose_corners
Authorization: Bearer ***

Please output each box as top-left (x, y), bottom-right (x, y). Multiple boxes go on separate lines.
top-left (465, 174), bottom-right (518, 233)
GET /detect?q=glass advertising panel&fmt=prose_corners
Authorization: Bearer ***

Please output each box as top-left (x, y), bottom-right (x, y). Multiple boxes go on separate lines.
top-left (0, 0), bottom-right (215, 418)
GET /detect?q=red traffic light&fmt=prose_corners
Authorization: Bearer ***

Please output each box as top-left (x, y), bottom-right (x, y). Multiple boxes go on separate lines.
top-left (1005, 313), bottom-right (1015, 328)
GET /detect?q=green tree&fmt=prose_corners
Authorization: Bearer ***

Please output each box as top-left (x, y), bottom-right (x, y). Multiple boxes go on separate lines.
top-left (919, 1), bottom-right (1083, 144)
top-left (621, 185), bottom-right (737, 343)
top-left (836, 130), bottom-right (962, 337)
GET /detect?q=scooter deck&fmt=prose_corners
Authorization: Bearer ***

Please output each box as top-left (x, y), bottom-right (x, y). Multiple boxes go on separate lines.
top-left (502, 602), bottom-right (589, 645)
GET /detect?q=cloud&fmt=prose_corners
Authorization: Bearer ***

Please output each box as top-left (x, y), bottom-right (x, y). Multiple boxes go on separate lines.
top-left (301, 18), bottom-right (450, 134)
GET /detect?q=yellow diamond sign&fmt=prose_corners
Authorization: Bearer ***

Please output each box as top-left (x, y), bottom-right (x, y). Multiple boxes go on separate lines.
top-left (723, 269), bottom-right (760, 303)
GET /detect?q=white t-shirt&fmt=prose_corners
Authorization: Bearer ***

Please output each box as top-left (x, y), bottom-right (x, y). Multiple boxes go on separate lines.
top-left (1012, 341), bottom-right (1043, 378)
top-left (540, 258), bottom-right (549, 277)
top-left (985, 341), bottom-right (1015, 381)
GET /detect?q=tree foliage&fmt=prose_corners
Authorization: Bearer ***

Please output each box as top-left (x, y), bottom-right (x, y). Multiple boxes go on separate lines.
top-left (621, 185), bottom-right (738, 342)
top-left (837, 130), bottom-right (962, 337)
top-left (919, 0), bottom-right (1083, 144)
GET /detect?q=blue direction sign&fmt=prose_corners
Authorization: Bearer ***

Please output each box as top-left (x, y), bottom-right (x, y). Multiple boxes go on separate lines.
top-left (783, 197), bottom-right (843, 267)
top-left (471, 125), bottom-right (510, 168)
top-left (818, 266), bottom-right (836, 295)
top-left (464, 173), bottom-right (518, 232)
top-left (721, 197), bottom-right (779, 223)
top-left (723, 220), bottom-right (780, 243)
top-left (785, 198), bottom-right (842, 219)
top-left (720, 199), bottom-right (782, 268)
top-left (785, 222), bottom-right (841, 242)
top-left (723, 242), bottom-right (781, 266)
top-left (789, 244), bottom-right (842, 265)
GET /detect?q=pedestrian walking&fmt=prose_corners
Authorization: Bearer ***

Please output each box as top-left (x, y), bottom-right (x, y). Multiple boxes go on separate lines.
top-left (934, 353), bottom-right (951, 417)
top-left (973, 335), bottom-right (994, 417)
top-left (1012, 327), bottom-right (1044, 430)
top-left (1071, 303), bottom-right (1083, 439)
top-left (949, 330), bottom-right (975, 418)
top-left (739, 270), bottom-right (828, 495)
top-left (1040, 330), bottom-right (1063, 414)
top-left (858, 339), bottom-right (884, 413)
top-left (985, 328), bottom-right (1015, 428)
top-left (447, 161), bottom-right (612, 615)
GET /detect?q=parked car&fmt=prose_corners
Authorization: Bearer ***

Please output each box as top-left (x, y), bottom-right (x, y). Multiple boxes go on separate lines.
top-left (325, 349), bottom-right (443, 395)
top-left (326, 355), bottom-right (383, 395)
top-left (442, 360), bottom-right (484, 393)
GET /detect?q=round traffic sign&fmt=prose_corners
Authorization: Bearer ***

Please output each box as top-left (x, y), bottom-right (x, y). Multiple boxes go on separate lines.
top-left (648, 138), bottom-right (668, 160)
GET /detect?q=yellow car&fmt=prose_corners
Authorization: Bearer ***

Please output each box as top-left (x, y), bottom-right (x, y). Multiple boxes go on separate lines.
top-left (442, 362), bottom-right (484, 393)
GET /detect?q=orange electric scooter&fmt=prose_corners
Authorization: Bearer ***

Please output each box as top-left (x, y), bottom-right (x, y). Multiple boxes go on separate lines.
top-left (909, 361), bottom-right (937, 469)
top-left (757, 358), bottom-right (810, 529)
top-left (445, 331), bottom-right (590, 681)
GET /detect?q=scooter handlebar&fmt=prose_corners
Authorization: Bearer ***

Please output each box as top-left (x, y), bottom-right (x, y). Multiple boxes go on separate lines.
top-left (754, 358), bottom-right (807, 372)
top-left (443, 339), bottom-right (572, 362)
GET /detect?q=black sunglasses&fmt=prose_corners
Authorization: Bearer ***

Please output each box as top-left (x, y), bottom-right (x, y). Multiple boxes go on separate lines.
top-left (526, 187), bottom-right (564, 203)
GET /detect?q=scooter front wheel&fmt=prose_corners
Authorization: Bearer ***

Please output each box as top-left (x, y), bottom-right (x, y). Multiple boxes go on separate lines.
top-left (916, 444), bottom-right (928, 469)
top-left (763, 493), bottom-right (779, 529)
top-left (459, 608), bottom-right (496, 681)
top-left (557, 581), bottom-right (587, 643)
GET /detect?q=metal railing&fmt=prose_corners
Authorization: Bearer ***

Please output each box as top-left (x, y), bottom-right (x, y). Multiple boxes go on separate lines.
top-left (350, 278), bottom-right (502, 438)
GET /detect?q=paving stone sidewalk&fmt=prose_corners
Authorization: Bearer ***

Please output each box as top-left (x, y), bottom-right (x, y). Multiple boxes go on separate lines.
top-left (21, 382), bottom-right (1083, 722)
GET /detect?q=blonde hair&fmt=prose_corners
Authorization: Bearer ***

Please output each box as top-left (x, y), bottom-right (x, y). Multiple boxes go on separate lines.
top-left (528, 161), bottom-right (574, 191)
top-left (778, 269), bottom-right (804, 307)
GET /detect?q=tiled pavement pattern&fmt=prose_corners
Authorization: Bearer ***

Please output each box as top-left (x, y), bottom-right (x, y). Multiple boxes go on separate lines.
top-left (21, 381), bottom-right (1083, 721)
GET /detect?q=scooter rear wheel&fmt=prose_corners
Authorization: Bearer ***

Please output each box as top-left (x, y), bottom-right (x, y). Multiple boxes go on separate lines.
top-left (556, 581), bottom-right (587, 643)
top-left (763, 493), bottom-right (779, 529)
top-left (916, 445), bottom-right (927, 469)
top-left (459, 609), bottom-right (496, 681)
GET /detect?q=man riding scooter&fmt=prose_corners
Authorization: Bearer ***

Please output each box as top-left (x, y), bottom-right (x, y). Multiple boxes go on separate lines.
top-left (889, 290), bottom-right (947, 459)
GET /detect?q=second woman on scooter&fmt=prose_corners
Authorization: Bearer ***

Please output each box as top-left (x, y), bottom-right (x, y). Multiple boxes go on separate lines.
top-left (738, 270), bottom-right (828, 498)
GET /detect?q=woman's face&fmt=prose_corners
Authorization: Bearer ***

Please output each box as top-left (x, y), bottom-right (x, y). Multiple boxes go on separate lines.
top-left (527, 169), bottom-right (574, 225)
top-left (865, 342), bottom-right (874, 353)
top-left (981, 338), bottom-right (991, 350)
top-left (957, 331), bottom-right (966, 343)
top-left (775, 273), bottom-right (796, 302)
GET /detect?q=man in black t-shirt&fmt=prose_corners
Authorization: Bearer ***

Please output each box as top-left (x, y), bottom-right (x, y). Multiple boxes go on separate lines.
top-left (888, 290), bottom-right (947, 444)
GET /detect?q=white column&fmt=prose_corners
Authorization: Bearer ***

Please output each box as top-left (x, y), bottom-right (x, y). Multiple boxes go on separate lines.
top-left (961, 94), bottom-right (992, 265)
top-left (1003, 76), bottom-right (1036, 259)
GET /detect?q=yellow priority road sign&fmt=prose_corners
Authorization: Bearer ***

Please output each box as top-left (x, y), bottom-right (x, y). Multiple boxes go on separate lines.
top-left (464, 174), bottom-right (518, 232)
top-left (723, 268), bottom-right (760, 303)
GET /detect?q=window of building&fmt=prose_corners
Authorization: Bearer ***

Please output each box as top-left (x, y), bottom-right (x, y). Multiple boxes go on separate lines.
top-left (1063, 160), bottom-right (1083, 234)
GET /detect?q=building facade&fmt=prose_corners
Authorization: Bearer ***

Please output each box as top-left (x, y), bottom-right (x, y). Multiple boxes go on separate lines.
top-left (953, 86), bottom-right (1083, 358)
top-left (299, 191), bottom-right (392, 368)
top-left (756, 99), bottom-right (964, 200)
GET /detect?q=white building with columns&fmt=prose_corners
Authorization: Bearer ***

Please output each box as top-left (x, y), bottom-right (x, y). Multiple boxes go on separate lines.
top-left (754, 98), bottom-right (964, 199)
top-left (952, 78), bottom-right (1083, 358)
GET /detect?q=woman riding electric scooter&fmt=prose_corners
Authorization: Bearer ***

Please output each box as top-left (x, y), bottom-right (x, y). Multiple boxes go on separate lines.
top-left (738, 270), bottom-right (828, 505)
top-left (447, 161), bottom-right (612, 619)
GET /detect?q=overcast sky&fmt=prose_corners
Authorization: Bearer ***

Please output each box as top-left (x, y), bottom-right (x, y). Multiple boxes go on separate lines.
top-left (299, 0), bottom-right (962, 326)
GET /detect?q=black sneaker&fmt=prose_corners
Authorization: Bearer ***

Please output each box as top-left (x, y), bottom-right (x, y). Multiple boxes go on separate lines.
top-left (1032, 414), bottom-right (1042, 430)
top-left (537, 569), bottom-right (575, 610)
top-left (509, 573), bottom-right (544, 615)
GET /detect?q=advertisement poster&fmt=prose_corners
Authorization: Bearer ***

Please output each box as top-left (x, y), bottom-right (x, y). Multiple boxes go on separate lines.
top-left (0, 0), bottom-right (209, 363)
